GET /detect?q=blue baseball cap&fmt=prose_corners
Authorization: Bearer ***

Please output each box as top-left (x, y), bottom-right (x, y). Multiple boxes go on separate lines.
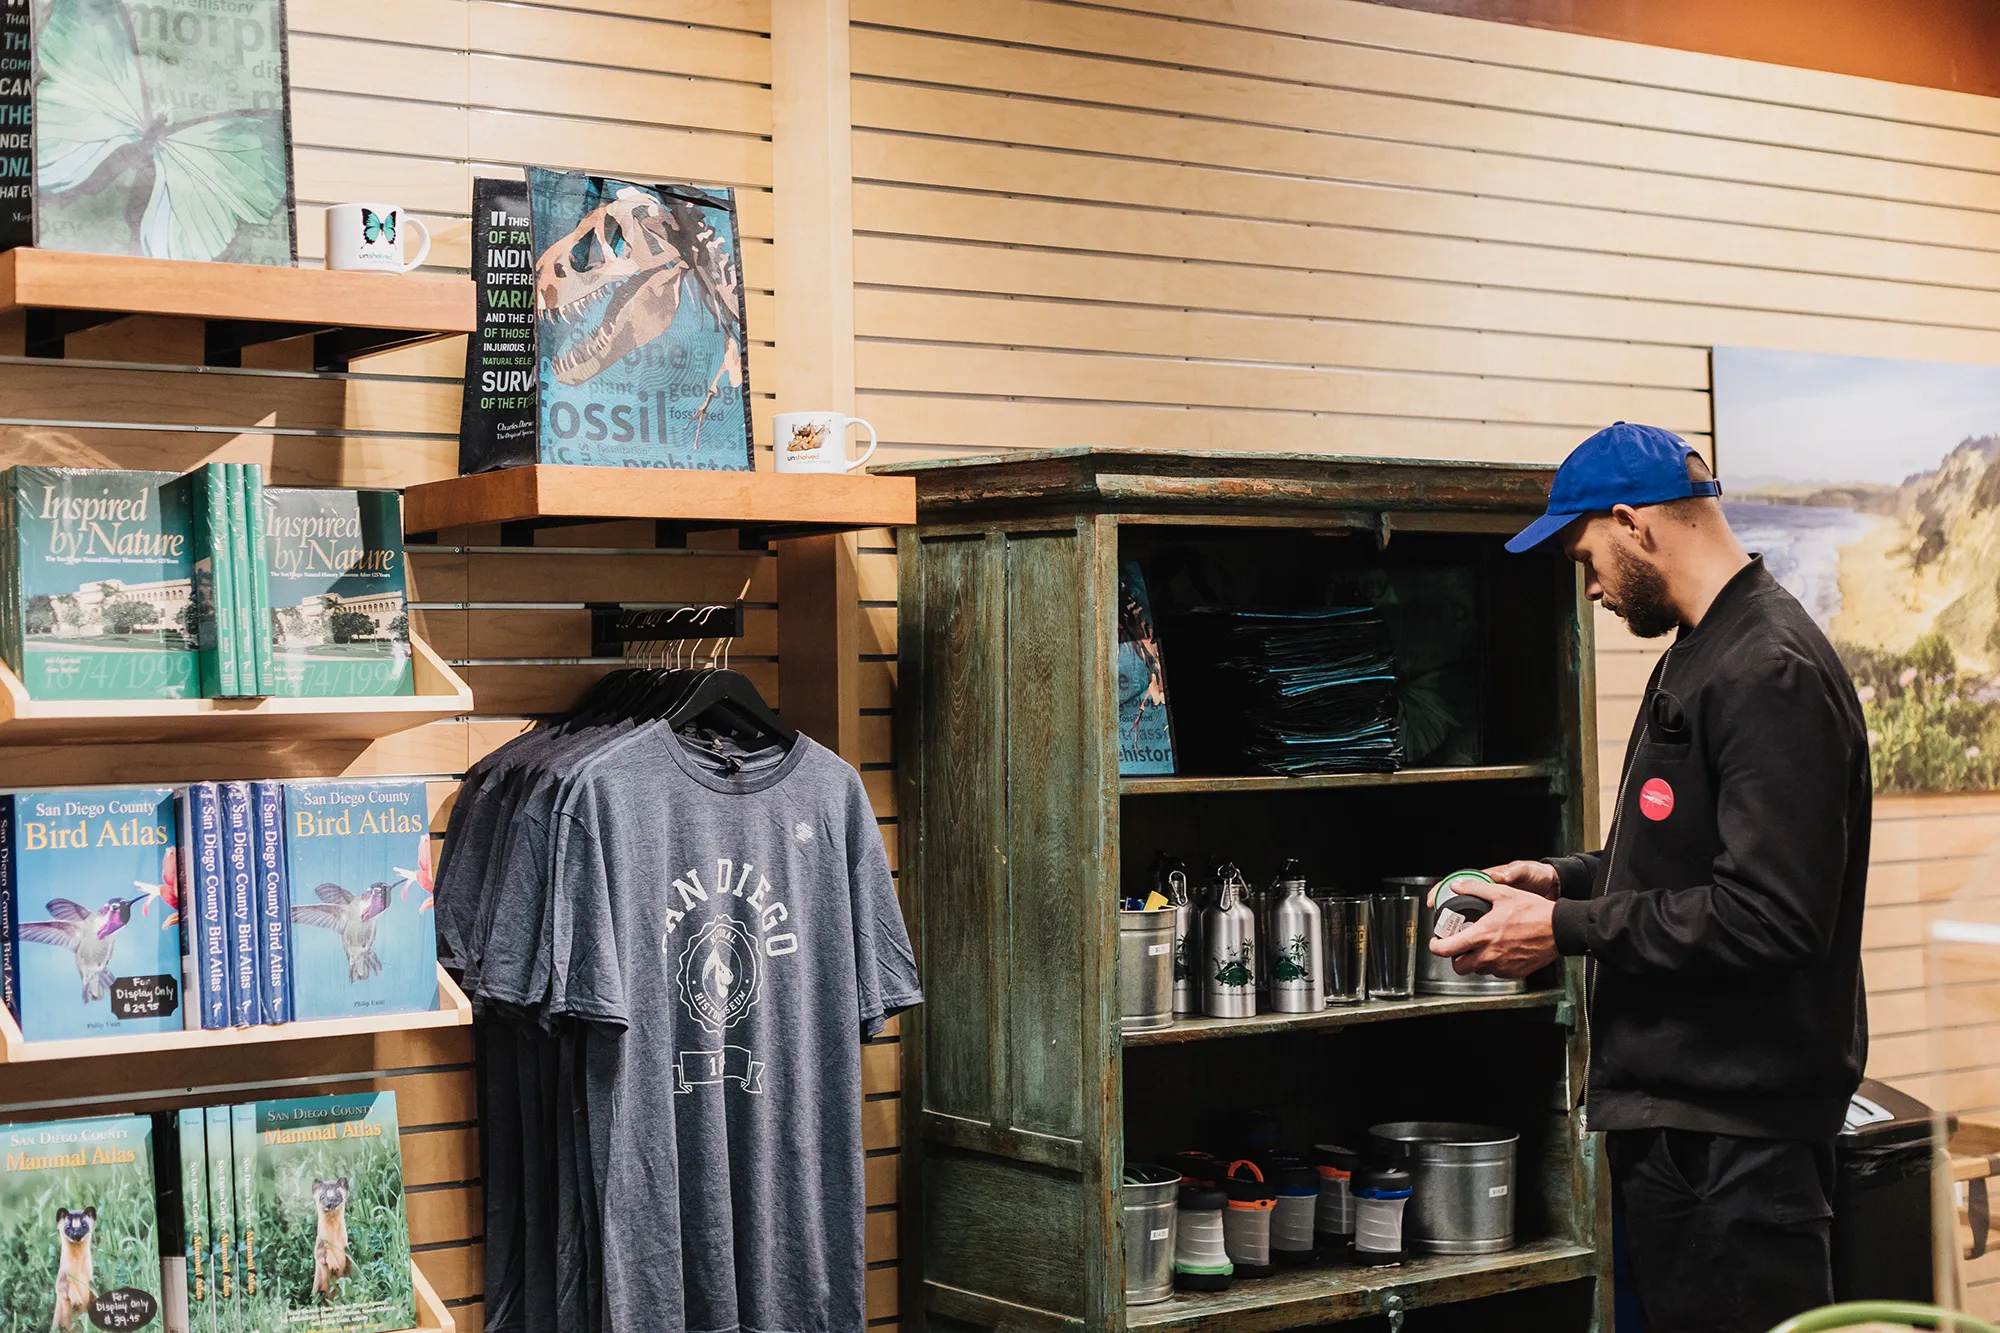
top-left (1505, 422), bottom-right (1720, 554)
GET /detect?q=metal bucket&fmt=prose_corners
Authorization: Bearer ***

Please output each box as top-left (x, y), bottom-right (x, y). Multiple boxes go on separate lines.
top-left (1122, 1164), bottom-right (1181, 1305)
top-left (1119, 906), bottom-right (1176, 1031)
top-left (1416, 875), bottom-right (1525, 997)
top-left (1366, 1121), bottom-right (1518, 1255)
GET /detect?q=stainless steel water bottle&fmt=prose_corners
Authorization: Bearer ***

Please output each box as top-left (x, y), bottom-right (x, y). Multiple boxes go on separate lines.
top-left (1269, 869), bottom-right (1325, 1013)
top-left (1157, 854), bottom-right (1200, 1017)
top-left (1202, 864), bottom-right (1257, 1018)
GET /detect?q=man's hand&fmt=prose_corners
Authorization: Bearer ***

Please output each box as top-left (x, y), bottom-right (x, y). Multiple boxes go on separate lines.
top-left (1428, 880), bottom-right (1560, 979)
top-left (1484, 859), bottom-right (1560, 900)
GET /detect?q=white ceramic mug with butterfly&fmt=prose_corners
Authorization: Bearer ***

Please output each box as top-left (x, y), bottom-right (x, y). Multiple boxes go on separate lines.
top-left (773, 412), bottom-right (878, 473)
top-left (324, 203), bottom-right (431, 272)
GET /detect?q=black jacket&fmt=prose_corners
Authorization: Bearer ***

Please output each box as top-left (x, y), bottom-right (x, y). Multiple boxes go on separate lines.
top-left (1547, 558), bottom-right (1870, 1141)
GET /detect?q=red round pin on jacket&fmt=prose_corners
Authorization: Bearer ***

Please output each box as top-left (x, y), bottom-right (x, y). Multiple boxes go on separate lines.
top-left (1639, 778), bottom-right (1675, 821)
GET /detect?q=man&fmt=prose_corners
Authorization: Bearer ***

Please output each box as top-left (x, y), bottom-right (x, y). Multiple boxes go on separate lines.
top-left (1433, 422), bottom-right (1870, 1333)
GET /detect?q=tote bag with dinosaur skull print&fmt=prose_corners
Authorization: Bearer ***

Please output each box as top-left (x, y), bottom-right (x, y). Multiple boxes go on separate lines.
top-left (527, 167), bottom-right (754, 472)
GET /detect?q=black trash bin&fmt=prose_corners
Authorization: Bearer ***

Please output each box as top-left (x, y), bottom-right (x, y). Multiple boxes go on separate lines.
top-left (1833, 1078), bottom-right (1936, 1302)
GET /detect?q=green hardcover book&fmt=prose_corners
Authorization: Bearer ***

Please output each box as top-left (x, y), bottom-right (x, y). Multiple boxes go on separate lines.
top-left (176, 1109), bottom-right (212, 1333)
top-left (241, 466), bottom-right (274, 699)
top-left (236, 1093), bottom-right (414, 1333)
top-left (0, 1114), bottom-right (164, 1333)
top-left (204, 1105), bottom-right (237, 1333)
top-left (230, 1105), bottom-right (259, 1332)
top-left (222, 465), bottom-right (255, 699)
top-left (7, 467), bottom-right (198, 700)
top-left (264, 490), bottom-right (413, 698)
top-left (169, 466), bottom-right (235, 700)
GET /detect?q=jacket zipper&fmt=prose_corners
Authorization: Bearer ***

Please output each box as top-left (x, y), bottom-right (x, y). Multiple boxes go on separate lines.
top-left (1581, 642), bottom-right (1675, 1111)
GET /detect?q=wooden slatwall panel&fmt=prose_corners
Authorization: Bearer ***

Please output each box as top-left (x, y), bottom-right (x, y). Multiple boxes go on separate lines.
top-left (0, 3), bottom-right (915, 1330)
top-left (848, 0), bottom-right (2000, 1213)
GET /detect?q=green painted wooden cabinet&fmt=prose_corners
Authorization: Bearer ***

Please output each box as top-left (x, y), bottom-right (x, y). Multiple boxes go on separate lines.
top-left (889, 451), bottom-right (1608, 1333)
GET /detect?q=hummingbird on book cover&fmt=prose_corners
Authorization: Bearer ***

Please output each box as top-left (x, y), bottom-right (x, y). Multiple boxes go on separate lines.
top-left (291, 882), bottom-right (393, 982)
top-left (19, 897), bottom-right (140, 1003)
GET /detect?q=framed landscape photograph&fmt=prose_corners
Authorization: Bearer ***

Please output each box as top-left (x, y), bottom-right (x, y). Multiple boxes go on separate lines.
top-left (1714, 345), bottom-right (2000, 793)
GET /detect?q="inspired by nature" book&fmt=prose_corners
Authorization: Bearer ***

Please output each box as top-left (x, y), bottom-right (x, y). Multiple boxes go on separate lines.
top-left (0, 1114), bottom-right (163, 1333)
top-left (284, 782), bottom-right (435, 1022)
top-left (4, 788), bottom-right (181, 1043)
top-left (4, 467), bottom-right (198, 700)
top-left (262, 490), bottom-right (412, 699)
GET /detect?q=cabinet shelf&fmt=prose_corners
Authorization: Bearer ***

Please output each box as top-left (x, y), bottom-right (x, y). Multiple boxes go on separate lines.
top-left (0, 965), bottom-right (471, 1065)
top-left (0, 248), bottom-right (474, 368)
top-left (402, 464), bottom-right (917, 541)
top-left (0, 633), bottom-right (472, 745)
top-left (1122, 1239), bottom-right (1597, 1332)
top-left (1122, 990), bottom-right (1564, 1047)
top-left (1119, 763), bottom-right (1558, 796)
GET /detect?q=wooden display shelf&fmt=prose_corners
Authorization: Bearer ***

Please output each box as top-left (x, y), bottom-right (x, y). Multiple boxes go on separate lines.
top-left (0, 632), bottom-right (472, 745)
top-left (402, 464), bottom-right (917, 541)
top-left (1121, 1239), bottom-right (1598, 1332)
top-left (1122, 989), bottom-right (1564, 1047)
top-left (0, 247), bottom-right (474, 367)
top-left (405, 1258), bottom-right (456, 1333)
top-left (1119, 762), bottom-right (1557, 796)
top-left (0, 965), bottom-right (471, 1064)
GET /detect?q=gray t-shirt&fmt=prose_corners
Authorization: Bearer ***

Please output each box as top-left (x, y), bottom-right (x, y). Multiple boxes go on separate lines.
top-left (549, 730), bottom-right (920, 1333)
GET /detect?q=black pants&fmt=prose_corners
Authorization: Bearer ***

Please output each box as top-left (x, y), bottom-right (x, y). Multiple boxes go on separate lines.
top-left (1607, 1128), bottom-right (1835, 1333)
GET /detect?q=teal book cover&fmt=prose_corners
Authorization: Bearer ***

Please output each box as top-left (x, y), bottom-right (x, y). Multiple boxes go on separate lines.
top-left (263, 490), bottom-right (412, 699)
top-left (284, 782), bottom-right (435, 1021)
top-left (1117, 561), bottom-right (1175, 776)
top-left (201, 1107), bottom-right (234, 1333)
top-left (174, 1109), bottom-right (210, 1333)
top-left (0, 1114), bottom-right (162, 1333)
top-left (29, 0), bottom-right (294, 264)
top-left (8, 788), bottom-right (181, 1043)
top-left (8, 467), bottom-right (198, 700)
top-left (234, 1094), bottom-right (412, 1333)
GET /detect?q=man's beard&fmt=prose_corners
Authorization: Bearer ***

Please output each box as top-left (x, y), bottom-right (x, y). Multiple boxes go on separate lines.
top-left (1607, 546), bottom-right (1680, 639)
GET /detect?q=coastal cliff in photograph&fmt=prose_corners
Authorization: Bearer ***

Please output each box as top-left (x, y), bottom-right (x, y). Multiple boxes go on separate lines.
top-left (1715, 346), bottom-right (2000, 793)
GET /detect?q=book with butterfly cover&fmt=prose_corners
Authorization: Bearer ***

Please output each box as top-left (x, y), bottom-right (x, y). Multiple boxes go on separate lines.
top-left (283, 780), bottom-right (436, 1022)
top-left (526, 167), bottom-right (754, 471)
top-left (4, 788), bottom-right (181, 1043)
top-left (28, 0), bottom-right (295, 264)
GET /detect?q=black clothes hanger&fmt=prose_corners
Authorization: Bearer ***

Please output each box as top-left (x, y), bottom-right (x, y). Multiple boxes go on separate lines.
top-left (666, 668), bottom-right (797, 748)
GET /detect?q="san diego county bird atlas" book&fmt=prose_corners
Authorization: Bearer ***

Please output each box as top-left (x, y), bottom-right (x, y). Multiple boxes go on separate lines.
top-left (3, 788), bottom-right (181, 1043)
top-left (283, 782), bottom-right (435, 1022)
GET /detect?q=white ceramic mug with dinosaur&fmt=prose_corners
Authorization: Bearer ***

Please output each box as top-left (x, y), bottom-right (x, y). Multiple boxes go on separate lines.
top-left (324, 203), bottom-right (432, 272)
top-left (773, 411), bottom-right (879, 473)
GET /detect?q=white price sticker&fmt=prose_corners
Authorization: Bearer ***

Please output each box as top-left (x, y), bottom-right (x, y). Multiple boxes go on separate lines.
top-left (1488, 1185), bottom-right (1509, 1198)
top-left (1150, 1227), bottom-right (1171, 1241)
top-left (1148, 943), bottom-right (1172, 956)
